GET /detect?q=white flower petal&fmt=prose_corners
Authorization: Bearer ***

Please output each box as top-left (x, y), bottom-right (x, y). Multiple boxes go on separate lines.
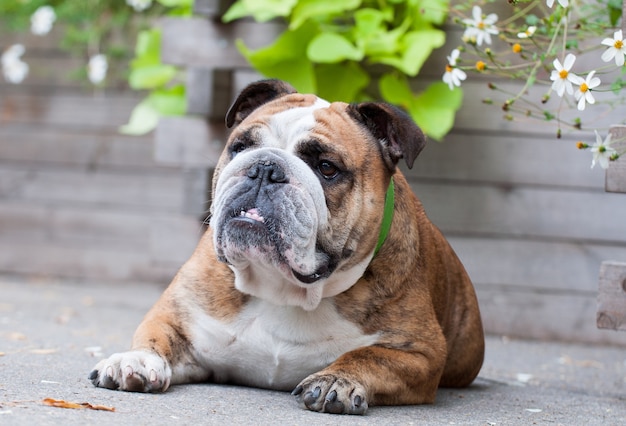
top-left (563, 53), bottom-right (576, 70)
top-left (601, 37), bottom-right (616, 47)
top-left (602, 48), bottom-right (616, 62)
top-left (472, 5), bottom-right (482, 22)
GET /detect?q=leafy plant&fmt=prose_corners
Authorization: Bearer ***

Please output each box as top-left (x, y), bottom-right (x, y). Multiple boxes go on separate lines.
top-left (223, 0), bottom-right (461, 140)
top-left (0, 0), bottom-right (190, 134)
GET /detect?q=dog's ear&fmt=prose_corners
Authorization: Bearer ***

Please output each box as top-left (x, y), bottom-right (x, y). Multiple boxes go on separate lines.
top-left (226, 79), bottom-right (298, 128)
top-left (347, 102), bottom-right (426, 170)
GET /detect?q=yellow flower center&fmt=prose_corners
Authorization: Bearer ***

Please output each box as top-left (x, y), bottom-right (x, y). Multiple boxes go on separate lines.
top-left (476, 61), bottom-right (486, 71)
top-left (579, 82), bottom-right (589, 93)
top-left (446, 64), bottom-right (453, 73)
top-left (559, 69), bottom-right (568, 79)
top-left (615, 40), bottom-right (624, 49)
top-left (512, 43), bottom-right (522, 53)
top-left (478, 21), bottom-right (485, 30)
top-left (599, 145), bottom-right (607, 153)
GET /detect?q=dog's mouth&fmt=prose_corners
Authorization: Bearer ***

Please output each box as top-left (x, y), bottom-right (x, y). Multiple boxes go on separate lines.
top-left (233, 208), bottom-right (265, 225)
top-left (225, 207), bottom-right (334, 285)
top-left (292, 263), bottom-right (331, 284)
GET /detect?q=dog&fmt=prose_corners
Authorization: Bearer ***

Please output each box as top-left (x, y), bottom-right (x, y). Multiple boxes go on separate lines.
top-left (89, 79), bottom-right (484, 415)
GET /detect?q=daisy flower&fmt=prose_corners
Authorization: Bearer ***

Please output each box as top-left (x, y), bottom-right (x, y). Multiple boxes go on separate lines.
top-left (1, 44), bottom-right (29, 84)
top-left (442, 49), bottom-right (466, 90)
top-left (550, 53), bottom-right (579, 97)
top-left (126, 0), bottom-right (153, 12)
top-left (517, 26), bottom-right (536, 39)
top-left (462, 6), bottom-right (499, 46)
top-left (601, 30), bottom-right (626, 66)
top-left (30, 5), bottom-right (56, 36)
top-left (573, 71), bottom-right (601, 111)
top-left (88, 54), bottom-right (108, 85)
top-left (547, 0), bottom-right (569, 7)
top-left (590, 130), bottom-right (616, 169)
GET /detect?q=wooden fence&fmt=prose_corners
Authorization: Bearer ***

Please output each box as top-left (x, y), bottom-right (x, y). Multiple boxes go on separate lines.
top-left (0, 27), bottom-right (201, 283)
top-left (1, 0), bottom-right (625, 345)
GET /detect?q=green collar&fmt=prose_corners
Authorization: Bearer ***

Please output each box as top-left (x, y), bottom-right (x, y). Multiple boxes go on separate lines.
top-left (374, 178), bottom-right (395, 256)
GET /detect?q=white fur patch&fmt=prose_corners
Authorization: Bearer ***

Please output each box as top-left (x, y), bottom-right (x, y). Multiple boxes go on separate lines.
top-left (187, 299), bottom-right (379, 390)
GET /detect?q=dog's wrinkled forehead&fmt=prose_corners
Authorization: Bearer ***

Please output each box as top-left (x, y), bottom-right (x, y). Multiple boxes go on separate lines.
top-left (240, 96), bottom-right (331, 149)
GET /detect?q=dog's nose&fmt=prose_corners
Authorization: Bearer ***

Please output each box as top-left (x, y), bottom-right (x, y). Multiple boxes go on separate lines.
top-left (247, 161), bottom-right (288, 184)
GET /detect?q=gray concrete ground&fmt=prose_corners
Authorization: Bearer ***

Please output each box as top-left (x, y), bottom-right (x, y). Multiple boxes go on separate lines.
top-left (1, 274), bottom-right (625, 425)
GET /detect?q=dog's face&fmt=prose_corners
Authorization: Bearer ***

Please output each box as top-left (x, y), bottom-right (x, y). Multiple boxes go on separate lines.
top-left (209, 80), bottom-right (425, 310)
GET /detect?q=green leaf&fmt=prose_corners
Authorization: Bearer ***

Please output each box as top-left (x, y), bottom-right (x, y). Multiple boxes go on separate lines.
top-left (608, 0), bottom-right (623, 27)
top-left (129, 64), bottom-right (178, 89)
top-left (408, 82), bottom-right (463, 140)
top-left (290, 0), bottom-right (362, 29)
top-left (223, 0), bottom-right (297, 22)
top-left (119, 86), bottom-right (186, 135)
top-left (315, 63), bottom-right (369, 102)
top-left (354, 8), bottom-right (385, 38)
top-left (525, 14), bottom-right (539, 26)
top-left (150, 85), bottom-right (186, 115)
top-left (307, 33), bottom-right (364, 63)
top-left (132, 29), bottom-right (162, 68)
top-left (374, 28), bottom-right (445, 76)
top-left (119, 98), bottom-right (160, 135)
top-left (222, 1), bottom-right (249, 22)
top-left (237, 21), bottom-right (319, 92)
top-left (156, 0), bottom-right (193, 7)
top-left (418, 0), bottom-right (450, 25)
top-left (379, 73), bottom-right (413, 108)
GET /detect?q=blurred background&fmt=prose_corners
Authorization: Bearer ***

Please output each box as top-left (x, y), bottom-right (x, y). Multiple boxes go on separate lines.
top-left (1, 0), bottom-right (626, 346)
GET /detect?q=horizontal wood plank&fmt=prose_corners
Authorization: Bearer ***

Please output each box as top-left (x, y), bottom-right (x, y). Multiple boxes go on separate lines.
top-left (597, 261), bottom-right (626, 331)
top-left (160, 17), bottom-right (283, 68)
top-left (407, 132), bottom-right (605, 190)
top-left (0, 165), bottom-right (184, 212)
top-left (0, 89), bottom-right (145, 128)
top-left (410, 180), bottom-right (626, 244)
top-left (0, 200), bottom-right (197, 255)
top-left (448, 237), bottom-right (626, 293)
top-left (478, 286), bottom-right (626, 346)
top-left (0, 127), bottom-right (155, 169)
top-left (154, 116), bottom-right (227, 168)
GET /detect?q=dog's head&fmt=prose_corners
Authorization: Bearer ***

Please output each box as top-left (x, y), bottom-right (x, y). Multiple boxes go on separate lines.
top-left (210, 80), bottom-right (426, 310)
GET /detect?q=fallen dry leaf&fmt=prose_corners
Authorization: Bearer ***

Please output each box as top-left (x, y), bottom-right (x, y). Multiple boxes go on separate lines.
top-left (7, 332), bottom-right (26, 341)
top-left (30, 348), bottom-right (58, 355)
top-left (42, 398), bottom-right (115, 412)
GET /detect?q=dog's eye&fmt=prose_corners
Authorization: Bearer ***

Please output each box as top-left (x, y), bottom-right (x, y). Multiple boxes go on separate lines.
top-left (230, 141), bottom-right (249, 157)
top-left (318, 160), bottom-right (339, 179)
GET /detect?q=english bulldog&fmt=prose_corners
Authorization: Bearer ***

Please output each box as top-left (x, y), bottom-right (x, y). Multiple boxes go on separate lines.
top-left (89, 79), bottom-right (484, 415)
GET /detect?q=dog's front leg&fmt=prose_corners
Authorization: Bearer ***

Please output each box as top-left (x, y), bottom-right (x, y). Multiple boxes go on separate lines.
top-left (88, 292), bottom-right (206, 393)
top-left (292, 344), bottom-right (446, 415)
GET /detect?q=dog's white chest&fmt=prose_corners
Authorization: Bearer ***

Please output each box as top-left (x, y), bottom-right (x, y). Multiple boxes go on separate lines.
top-left (189, 299), bottom-right (379, 390)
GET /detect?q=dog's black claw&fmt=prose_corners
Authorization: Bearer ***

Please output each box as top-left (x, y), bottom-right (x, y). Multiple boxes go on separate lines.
top-left (323, 390), bottom-right (345, 414)
top-left (354, 395), bottom-right (362, 408)
top-left (303, 386), bottom-right (322, 407)
top-left (291, 385), bottom-right (303, 396)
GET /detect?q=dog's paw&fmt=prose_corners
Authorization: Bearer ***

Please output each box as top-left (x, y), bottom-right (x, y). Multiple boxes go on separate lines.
top-left (291, 374), bottom-right (368, 415)
top-left (88, 350), bottom-right (171, 393)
